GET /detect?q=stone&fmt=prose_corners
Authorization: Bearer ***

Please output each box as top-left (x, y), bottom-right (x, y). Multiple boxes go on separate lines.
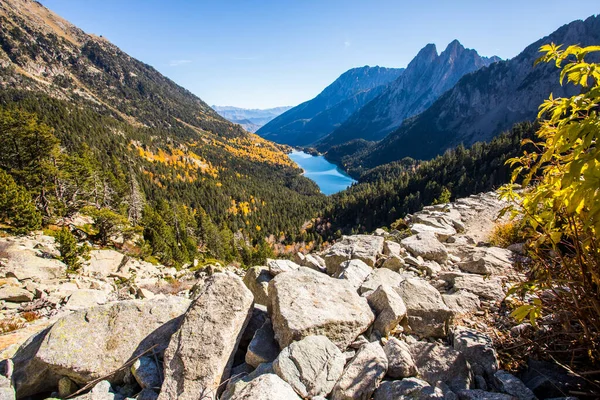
top-left (452, 274), bottom-right (505, 301)
top-left (381, 255), bottom-right (406, 272)
top-left (401, 233), bottom-right (448, 263)
top-left (58, 376), bottom-right (79, 398)
top-left (12, 297), bottom-right (190, 398)
top-left (242, 266), bottom-right (271, 306)
top-left (131, 356), bottom-right (161, 389)
top-left (137, 388), bottom-right (159, 400)
top-left (334, 259), bottom-right (372, 290)
top-left (273, 335), bottom-right (345, 398)
top-left (374, 228), bottom-right (389, 236)
top-left (227, 373), bottom-right (301, 400)
top-left (383, 240), bottom-right (403, 257)
top-left (494, 370), bottom-right (536, 400)
top-left (0, 287), bottom-right (34, 303)
top-left (158, 274), bottom-right (254, 400)
top-left (409, 342), bottom-right (472, 391)
top-left (421, 260), bottom-right (442, 276)
top-left (71, 380), bottom-right (115, 400)
top-left (453, 327), bottom-right (498, 378)
top-left (395, 278), bottom-right (452, 338)
top-left (443, 291), bottom-right (481, 315)
top-left (458, 247), bottom-right (514, 275)
top-left (521, 359), bottom-right (588, 399)
top-left (245, 319), bottom-right (279, 368)
top-left (221, 362), bottom-right (274, 400)
top-left (267, 259), bottom-right (301, 276)
top-left (359, 268), bottom-right (405, 294)
top-left (237, 305), bottom-right (268, 361)
top-left (269, 268), bottom-right (374, 350)
top-left (322, 235), bottom-right (385, 274)
top-left (296, 253), bottom-right (327, 273)
top-left (384, 337), bottom-right (418, 378)
top-left (456, 389), bottom-right (515, 400)
top-left (410, 223), bottom-right (456, 242)
top-left (374, 378), bottom-right (444, 400)
top-left (83, 250), bottom-right (126, 277)
top-left (367, 285), bottom-right (407, 335)
top-left (331, 341), bottom-right (388, 400)
top-left (0, 239), bottom-right (66, 281)
top-left (64, 289), bottom-right (108, 310)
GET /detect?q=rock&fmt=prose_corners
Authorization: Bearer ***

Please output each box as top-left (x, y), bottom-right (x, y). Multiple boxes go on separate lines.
top-left (452, 274), bottom-right (505, 301)
top-left (0, 239), bottom-right (66, 281)
top-left (0, 287), bottom-right (34, 303)
top-left (158, 273), bottom-right (254, 400)
top-left (381, 255), bottom-right (406, 272)
top-left (12, 297), bottom-right (190, 398)
top-left (374, 378), bottom-right (444, 400)
top-left (374, 228), bottom-right (389, 236)
top-left (443, 291), bottom-right (481, 315)
top-left (409, 342), bottom-right (472, 391)
top-left (383, 240), bottom-right (403, 257)
top-left (456, 389), bottom-right (515, 400)
top-left (296, 253), bottom-right (327, 273)
top-left (521, 359), bottom-right (587, 399)
top-left (360, 268), bottom-right (405, 294)
top-left (83, 250), bottom-right (125, 277)
top-left (58, 376), bottom-right (79, 398)
top-left (410, 223), bottom-right (456, 242)
top-left (245, 319), bottom-right (279, 368)
top-left (494, 370), bottom-right (536, 400)
top-left (367, 285), bottom-right (407, 335)
top-left (137, 388), bottom-right (159, 400)
top-left (458, 247), bottom-right (514, 275)
top-left (453, 327), bottom-right (498, 378)
top-left (131, 356), bottom-right (161, 389)
top-left (384, 337), bottom-right (418, 378)
top-left (273, 335), bottom-right (345, 398)
top-left (331, 341), bottom-right (388, 400)
top-left (71, 380), bottom-right (115, 400)
top-left (269, 268), bottom-right (374, 350)
top-left (323, 235), bottom-right (385, 274)
top-left (334, 259), bottom-right (372, 290)
top-left (221, 362), bottom-right (274, 400)
top-left (243, 266), bottom-right (271, 306)
top-left (421, 260), bottom-right (442, 276)
top-left (65, 289), bottom-right (108, 310)
top-left (395, 278), bottom-right (452, 338)
top-left (401, 233), bottom-right (448, 263)
top-left (237, 305), bottom-right (268, 361)
top-left (227, 373), bottom-right (301, 400)
top-left (267, 259), bottom-right (301, 276)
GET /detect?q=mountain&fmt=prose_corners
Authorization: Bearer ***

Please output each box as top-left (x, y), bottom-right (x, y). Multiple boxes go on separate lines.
top-left (348, 15), bottom-right (600, 170)
top-left (256, 66), bottom-right (404, 146)
top-left (317, 41), bottom-right (499, 151)
top-left (212, 105), bottom-right (292, 132)
top-left (0, 0), bottom-right (325, 265)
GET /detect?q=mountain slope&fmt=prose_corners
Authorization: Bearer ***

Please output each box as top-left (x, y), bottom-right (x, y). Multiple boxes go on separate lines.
top-left (256, 66), bottom-right (404, 146)
top-left (317, 40), bottom-right (499, 151)
top-left (350, 15), bottom-right (600, 169)
top-left (212, 105), bottom-right (292, 132)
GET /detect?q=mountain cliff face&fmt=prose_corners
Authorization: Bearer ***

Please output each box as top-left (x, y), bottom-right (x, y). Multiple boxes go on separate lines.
top-left (212, 105), bottom-right (292, 132)
top-left (351, 15), bottom-right (600, 169)
top-left (256, 66), bottom-right (404, 146)
top-left (317, 41), bottom-right (499, 151)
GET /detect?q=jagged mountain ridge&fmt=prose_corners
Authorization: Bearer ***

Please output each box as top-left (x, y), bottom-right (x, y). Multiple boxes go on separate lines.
top-left (317, 40), bottom-right (499, 151)
top-left (350, 15), bottom-right (600, 169)
top-left (256, 66), bottom-right (404, 146)
top-left (212, 105), bottom-right (292, 132)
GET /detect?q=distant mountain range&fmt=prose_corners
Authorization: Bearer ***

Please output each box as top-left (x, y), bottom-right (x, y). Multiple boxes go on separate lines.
top-left (212, 105), bottom-right (292, 132)
top-left (256, 66), bottom-right (404, 146)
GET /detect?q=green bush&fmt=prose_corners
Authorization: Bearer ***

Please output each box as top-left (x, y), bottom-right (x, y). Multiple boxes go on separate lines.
top-left (55, 227), bottom-right (90, 271)
top-left (0, 169), bottom-right (42, 234)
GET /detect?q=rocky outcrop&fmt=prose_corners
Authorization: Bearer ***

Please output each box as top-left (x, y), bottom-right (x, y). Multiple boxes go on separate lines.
top-left (322, 235), bottom-right (384, 273)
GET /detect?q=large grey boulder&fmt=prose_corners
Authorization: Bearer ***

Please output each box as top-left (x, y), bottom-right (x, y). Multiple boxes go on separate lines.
top-left (331, 341), bottom-right (388, 400)
top-left (367, 285), bottom-right (407, 336)
top-left (245, 319), bottom-right (279, 368)
top-left (267, 259), bottom-right (301, 276)
top-left (334, 259), bottom-right (372, 290)
top-left (395, 278), bottom-right (452, 338)
top-left (12, 297), bottom-right (190, 398)
top-left (158, 273), bottom-right (254, 400)
top-left (384, 337), bottom-right (418, 378)
top-left (295, 253), bottom-right (327, 273)
top-left (322, 235), bottom-right (384, 273)
top-left (374, 378), bottom-right (444, 400)
top-left (0, 239), bottom-right (66, 281)
top-left (228, 373), bottom-right (302, 400)
top-left (221, 362), bottom-right (273, 400)
top-left (83, 250), bottom-right (125, 277)
top-left (453, 327), bottom-right (498, 378)
top-left (360, 268), bottom-right (405, 294)
top-left (401, 233), bottom-right (448, 263)
top-left (64, 289), bottom-right (108, 311)
top-left (452, 274), bottom-right (505, 301)
top-left (409, 342), bottom-right (472, 391)
top-left (383, 240), bottom-right (403, 257)
top-left (494, 370), bottom-right (536, 400)
top-left (0, 286), bottom-right (34, 303)
top-left (269, 268), bottom-right (374, 350)
top-left (443, 291), bottom-right (481, 315)
top-left (410, 223), bottom-right (456, 242)
top-left (243, 266), bottom-right (271, 306)
top-left (458, 247), bottom-right (514, 275)
top-left (273, 335), bottom-right (345, 398)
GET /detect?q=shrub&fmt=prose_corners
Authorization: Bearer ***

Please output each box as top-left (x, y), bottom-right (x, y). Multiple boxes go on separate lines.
top-left (489, 221), bottom-right (523, 248)
top-left (55, 227), bottom-right (90, 271)
top-left (0, 169), bottom-right (42, 234)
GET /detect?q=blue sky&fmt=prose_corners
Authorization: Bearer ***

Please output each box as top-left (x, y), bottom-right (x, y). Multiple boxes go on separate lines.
top-left (40, 0), bottom-right (598, 109)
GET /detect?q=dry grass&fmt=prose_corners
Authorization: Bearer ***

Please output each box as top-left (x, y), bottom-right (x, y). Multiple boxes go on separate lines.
top-left (21, 311), bottom-right (40, 323)
top-left (0, 318), bottom-right (25, 334)
top-left (489, 220), bottom-right (524, 248)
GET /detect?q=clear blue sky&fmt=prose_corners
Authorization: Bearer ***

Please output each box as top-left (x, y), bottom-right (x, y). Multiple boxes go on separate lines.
top-left (40, 0), bottom-right (598, 109)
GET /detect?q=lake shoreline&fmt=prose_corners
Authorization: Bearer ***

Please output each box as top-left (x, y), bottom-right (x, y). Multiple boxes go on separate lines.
top-left (288, 150), bottom-right (356, 196)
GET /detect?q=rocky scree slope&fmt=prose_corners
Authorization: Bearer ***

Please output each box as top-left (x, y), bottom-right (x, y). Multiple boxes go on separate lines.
top-left (0, 191), bottom-right (583, 399)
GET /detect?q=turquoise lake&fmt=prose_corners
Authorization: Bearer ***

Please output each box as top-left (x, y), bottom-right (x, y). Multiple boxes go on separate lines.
top-left (288, 150), bottom-right (357, 195)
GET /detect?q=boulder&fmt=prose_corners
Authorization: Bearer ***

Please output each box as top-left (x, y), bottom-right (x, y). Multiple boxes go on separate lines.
top-left (374, 378), bottom-right (444, 400)
top-left (70, 380), bottom-right (116, 400)
top-left (296, 253), bottom-right (327, 273)
top-left (331, 341), bottom-right (388, 400)
top-left (367, 285), bottom-right (407, 336)
top-left (269, 268), bottom-right (374, 350)
top-left (158, 274), bottom-right (254, 400)
top-left (221, 362), bottom-right (274, 400)
top-left (245, 319), bottom-right (279, 368)
top-left (494, 370), bottom-right (536, 400)
top-left (409, 342), bottom-right (472, 391)
top-left (64, 289), bottom-right (108, 310)
top-left (453, 327), bottom-right (498, 378)
top-left (410, 223), bottom-right (456, 242)
top-left (383, 337), bottom-right (418, 378)
top-left (83, 250), bottom-right (125, 277)
top-left (267, 259), bottom-right (301, 276)
top-left (383, 241), bottom-right (403, 257)
top-left (401, 233), bottom-right (448, 263)
top-left (334, 259), bottom-right (372, 290)
top-left (359, 268), bottom-right (405, 295)
top-left (521, 359), bottom-right (588, 399)
top-left (227, 373), bottom-right (301, 400)
top-left (12, 297), bottom-right (190, 398)
top-left (0, 286), bottom-right (34, 303)
top-left (273, 335), bottom-right (345, 398)
top-left (322, 235), bottom-right (384, 274)
top-left (243, 266), bottom-right (271, 306)
top-left (458, 247), bottom-right (514, 275)
top-left (395, 278), bottom-right (452, 338)
top-left (452, 274), bottom-right (505, 301)
top-left (443, 291), bottom-right (481, 315)
top-left (0, 375), bottom-right (15, 400)
top-left (381, 255), bottom-right (406, 272)
top-left (0, 239), bottom-right (66, 281)
top-left (131, 356), bottom-right (161, 390)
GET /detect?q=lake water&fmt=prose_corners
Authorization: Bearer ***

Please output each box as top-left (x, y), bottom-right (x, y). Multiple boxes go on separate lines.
top-left (288, 150), bottom-right (357, 195)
